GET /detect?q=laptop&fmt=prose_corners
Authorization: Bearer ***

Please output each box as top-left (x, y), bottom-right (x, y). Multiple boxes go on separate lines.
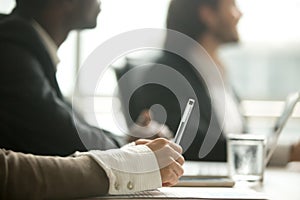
top-left (179, 92), bottom-right (300, 182)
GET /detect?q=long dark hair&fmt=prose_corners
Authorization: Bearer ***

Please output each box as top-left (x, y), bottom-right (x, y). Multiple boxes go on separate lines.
top-left (165, 0), bottom-right (220, 46)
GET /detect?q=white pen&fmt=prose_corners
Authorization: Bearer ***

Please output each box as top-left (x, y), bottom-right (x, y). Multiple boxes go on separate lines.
top-left (174, 99), bottom-right (195, 145)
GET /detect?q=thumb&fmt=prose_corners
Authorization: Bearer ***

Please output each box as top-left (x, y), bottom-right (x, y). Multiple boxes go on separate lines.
top-left (146, 138), bottom-right (169, 152)
top-left (137, 110), bottom-right (152, 126)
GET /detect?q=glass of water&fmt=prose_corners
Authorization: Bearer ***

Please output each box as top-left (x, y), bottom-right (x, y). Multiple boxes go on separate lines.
top-left (227, 134), bottom-right (266, 182)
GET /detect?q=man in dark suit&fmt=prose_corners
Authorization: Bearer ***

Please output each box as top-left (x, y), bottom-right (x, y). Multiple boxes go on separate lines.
top-left (0, 0), bottom-right (119, 156)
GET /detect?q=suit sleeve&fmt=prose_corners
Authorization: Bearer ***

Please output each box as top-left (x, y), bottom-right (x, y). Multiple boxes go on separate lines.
top-left (0, 44), bottom-right (118, 156)
top-left (0, 149), bottom-right (109, 200)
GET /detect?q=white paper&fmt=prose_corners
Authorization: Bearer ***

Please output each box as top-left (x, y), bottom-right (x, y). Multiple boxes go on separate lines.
top-left (99, 187), bottom-right (268, 199)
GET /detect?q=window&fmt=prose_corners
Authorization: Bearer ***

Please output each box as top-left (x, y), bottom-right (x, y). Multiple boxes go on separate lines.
top-left (220, 0), bottom-right (300, 139)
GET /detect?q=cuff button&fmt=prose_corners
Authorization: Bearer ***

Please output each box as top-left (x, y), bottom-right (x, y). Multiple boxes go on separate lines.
top-left (114, 182), bottom-right (120, 191)
top-left (127, 181), bottom-right (134, 190)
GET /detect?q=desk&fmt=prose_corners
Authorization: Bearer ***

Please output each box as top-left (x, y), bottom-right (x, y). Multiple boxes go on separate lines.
top-left (250, 167), bottom-right (300, 200)
top-left (89, 167), bottom-right (300, 200)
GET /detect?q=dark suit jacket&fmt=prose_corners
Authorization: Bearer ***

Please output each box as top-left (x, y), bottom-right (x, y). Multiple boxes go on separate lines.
top-left (0, 13), bottom-right (118, 156)
top-left (121, 51), bottom-right (245, 161)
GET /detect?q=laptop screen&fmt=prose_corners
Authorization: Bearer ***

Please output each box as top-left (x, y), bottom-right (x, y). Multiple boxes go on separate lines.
top-left (266, 92), bottom-right (300, 164)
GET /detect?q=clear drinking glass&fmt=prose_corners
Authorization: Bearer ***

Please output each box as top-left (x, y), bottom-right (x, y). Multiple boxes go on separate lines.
top-left (227, 134), bottom-right (266, 182)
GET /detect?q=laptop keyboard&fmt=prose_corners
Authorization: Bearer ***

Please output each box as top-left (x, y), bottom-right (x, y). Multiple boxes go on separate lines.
top-left (183, 161), bottom-right (228, 177)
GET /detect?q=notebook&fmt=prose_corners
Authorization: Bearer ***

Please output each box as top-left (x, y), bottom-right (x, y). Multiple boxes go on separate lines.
top-left (98, 187), bottom-right (268, 199)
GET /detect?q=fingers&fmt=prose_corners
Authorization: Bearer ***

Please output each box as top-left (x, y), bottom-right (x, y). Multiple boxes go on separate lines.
top-left (169, 141), bottom-right (183, 154)
top-left (145, 138), bottom-right (185, 187)
top-left (167, 148), bottom-right (184, 166)
top-left (162, 170), bottom-right (178, 186)
top-left (136, 110), bottom-right (152, 126)
top-left (146, 138), bottom-right (184, 168)
top-left (176, 154), bottom-right (185, 166)
top-left (146, 138), bottom-right (169, 152)
top-left (154, 144), bottom-right (184, 168)
top-left (135, 139), bottom-right (152, 145)
top-left (160, 159), bottom-right (184, 186)
top-left (171, 158), bottom-right (184, 177)
top-left (146, 138), bottom-right (182, 154)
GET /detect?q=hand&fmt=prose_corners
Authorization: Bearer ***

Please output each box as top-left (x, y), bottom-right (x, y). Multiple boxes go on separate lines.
top-left (127, 110), bottom-right (173, 143)
top-left (135, 139), bottom-right (152, 145)
top-left (290, 141), bottom-right (300, 162)
top-left (145, 138), bottom-right (185, 187)
top-left (136, 110), bottom-right (152, 126)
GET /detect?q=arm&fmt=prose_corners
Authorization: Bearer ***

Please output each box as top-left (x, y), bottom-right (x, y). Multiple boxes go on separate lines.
top-left (0, 149), bottom-right (109, 200)
top-left (0, 139), bottom-right (184, 199)
top-left (77, 138), bottom-right (184, 194)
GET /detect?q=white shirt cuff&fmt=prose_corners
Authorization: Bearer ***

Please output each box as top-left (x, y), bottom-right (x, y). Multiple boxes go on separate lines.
top-left (76, 145), bottom-right (162, 195)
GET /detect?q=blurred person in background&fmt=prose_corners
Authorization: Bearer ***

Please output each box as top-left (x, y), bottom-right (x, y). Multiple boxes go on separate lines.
top-left (125, 0), bottom-right (300, 164)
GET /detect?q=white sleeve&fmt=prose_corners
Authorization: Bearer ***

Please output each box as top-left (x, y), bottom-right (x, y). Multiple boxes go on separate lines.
top-left (75, 145), bottom-right (162, 195)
